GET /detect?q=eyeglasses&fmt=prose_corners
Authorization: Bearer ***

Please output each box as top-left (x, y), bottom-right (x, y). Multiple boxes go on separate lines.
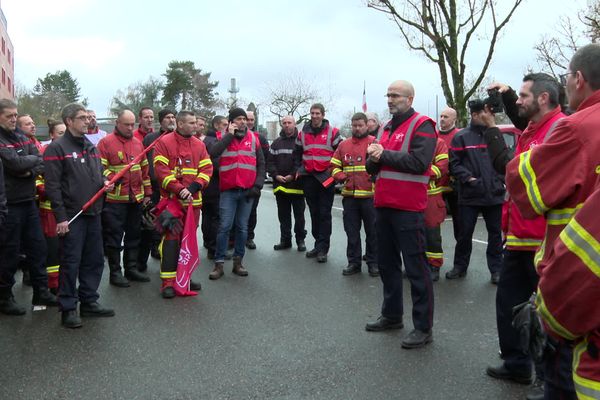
top-left (559, 72), bottom-right (576, 86)
top-left (385, 93), bottom-right (409, 99)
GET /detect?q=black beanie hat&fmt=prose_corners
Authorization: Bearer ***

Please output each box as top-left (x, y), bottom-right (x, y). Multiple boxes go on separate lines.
top-left (228, 107), bottom-right (247, 122)
top-left (158, 108), bottom-right (176, 123)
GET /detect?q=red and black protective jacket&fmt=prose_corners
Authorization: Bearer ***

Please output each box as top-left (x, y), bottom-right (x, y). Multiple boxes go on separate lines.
top-left (43, 130), bottom-right (105, 222)
top-left (98, 132), bottom-right (151, 204)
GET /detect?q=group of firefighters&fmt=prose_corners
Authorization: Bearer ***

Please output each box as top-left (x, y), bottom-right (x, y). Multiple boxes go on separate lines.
top-left (1, 43), bottom-right (600, 400)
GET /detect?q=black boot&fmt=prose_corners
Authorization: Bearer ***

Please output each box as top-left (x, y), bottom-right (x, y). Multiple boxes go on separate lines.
top-left (0, 288), bottom-right (26, 316)
top-left (106, 248), bottom-right (130, 288)
top-left (32, 288), bottom-right (58, 307)
top-left (274, 240), bottom-right (292, 251)
top-left (123, 249), bottom-right (150, 282)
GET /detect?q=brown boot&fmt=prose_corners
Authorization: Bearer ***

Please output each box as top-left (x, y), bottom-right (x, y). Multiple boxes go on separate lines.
top-left (232, 256), bottom-right (248, 276)
top-left (209, 262), bottom-right (224, 280)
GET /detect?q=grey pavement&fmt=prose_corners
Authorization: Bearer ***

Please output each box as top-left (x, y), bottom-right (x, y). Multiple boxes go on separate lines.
top-left (0, 190), bottom-right (528, 400)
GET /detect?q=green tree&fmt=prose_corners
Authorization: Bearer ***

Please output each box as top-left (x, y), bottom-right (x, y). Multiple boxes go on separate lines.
top-left (110, 76), bottom-right (163, 116)
top-left (15, 70), bottom-right (87, 123)
top-left (367, 0), bottom-right (523, 126)
top-left (161, 61), bottom-right (219, 118)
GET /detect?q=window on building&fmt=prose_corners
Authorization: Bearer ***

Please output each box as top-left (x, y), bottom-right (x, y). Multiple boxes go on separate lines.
top-left (1, 69), bottom-right (5, 85)
top-left (7, 77), bottom-right (11, 93)
top-left (1, 38), bottom-right (5, 54)
top-left (7, 49), bottom-right (10, 64)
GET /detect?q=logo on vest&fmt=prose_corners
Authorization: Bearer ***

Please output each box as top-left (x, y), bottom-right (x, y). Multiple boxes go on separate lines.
top-left (529, 140), bottom-right (539, 149)
top-left (244, 140), bottom-right (251, 148)
top-left (321, 134), bottom-right (327, 141)
top-left (395, 133), bottom-right (405, 141)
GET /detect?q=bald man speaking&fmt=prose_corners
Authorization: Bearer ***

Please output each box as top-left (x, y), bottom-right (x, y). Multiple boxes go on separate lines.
top-left (365, 80), bottom-right (437, 349)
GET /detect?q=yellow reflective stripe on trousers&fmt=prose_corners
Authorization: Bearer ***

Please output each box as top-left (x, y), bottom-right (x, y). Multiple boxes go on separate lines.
top-left (518, 150), bottom-right (547, 215)
top-left (46, 265), bottom-right (60, 273)
top-left (573, 338), bottom-right (600, 400)
top-left (505, 235), bottom-right (542, 248)
top-left (535, 289), bottom-right (577, 340)
top-left (273, 186), bottom-right (304, 195)
top-left (341, 189), bottom-right (373, 197)
top-left (559, 218), bottom-right (600, 278)
top-left (547, 204), bottom-right (584, 226)
top-left (425, 252), bottom-right (443, 259)
top-left (160, 271), bottom-right (177, 279)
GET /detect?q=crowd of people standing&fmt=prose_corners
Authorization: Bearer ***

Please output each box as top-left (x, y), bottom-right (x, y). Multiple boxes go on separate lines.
top-left (1, 43), bottom-right (600, 400)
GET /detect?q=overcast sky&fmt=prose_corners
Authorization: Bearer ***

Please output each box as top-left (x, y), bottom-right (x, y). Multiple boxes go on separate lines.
top-left (3, 0), bottom-right (586, 126)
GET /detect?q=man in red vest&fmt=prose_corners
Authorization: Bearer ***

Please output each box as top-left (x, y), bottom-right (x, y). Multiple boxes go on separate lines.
top-left (208, 108), bottom-right (265, 280)
top-left (364, 80), bottom-right (436, 349)
top-left (483, 74), bottom-right (565, 398)
top-left (293, 103), bottom-right (342, 263)
top-left (506, 43), bottom-right (600, 400)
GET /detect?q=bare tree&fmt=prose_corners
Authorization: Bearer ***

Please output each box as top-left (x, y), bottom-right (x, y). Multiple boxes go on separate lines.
top-left (266, 75), bottom-right (321, 125)
top-left (367, 0), bottom-right (523, 125)
top-left (535, 1), bottom-right (600, 77)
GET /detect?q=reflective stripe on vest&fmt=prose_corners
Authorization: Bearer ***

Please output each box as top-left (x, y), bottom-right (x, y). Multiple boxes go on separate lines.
top-left (543, 117), bottom-right (563, 143)
top-left (379, 170), bottom-right (429, 183)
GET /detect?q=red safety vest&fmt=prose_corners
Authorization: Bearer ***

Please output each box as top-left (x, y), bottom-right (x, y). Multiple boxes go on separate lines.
top-left (374, 113), bottom-right (433, 212)
top-left (217, 130), bottom-right (257, 191)
top-left (504, 110), bottom-right (565, 251)
top-left (299, 125), bottom-right (336, 173)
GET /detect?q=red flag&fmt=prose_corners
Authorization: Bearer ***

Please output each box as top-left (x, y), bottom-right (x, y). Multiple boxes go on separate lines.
top-left (362, 81), bottom-right (367, 112)
top-left (174, 203), bottom-right (200, 296)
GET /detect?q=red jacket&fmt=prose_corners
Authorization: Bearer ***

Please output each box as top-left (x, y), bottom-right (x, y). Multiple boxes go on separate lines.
top-left (425, 139), bottom-right (449, 227)
top-left (330, 135), bottom-right (375, 198)
top-left (216, 130), bottom-right (258, 191)
top-left (503, 107), bottom-right (565, 251)
top-left (133, 125), bottom-right (153, 143)
top-left (153, 131), bottom-right (213, 208)
top-left (97, 132), bottom-right (152, 203)
top-left (437, 127), bottom-right (459, 193)
top-left (506, 90), bottom-right (600, 272)
top-left (374, 113), bottom-right (436, 211)
top-left (536, 178), bottom-right (600, 398)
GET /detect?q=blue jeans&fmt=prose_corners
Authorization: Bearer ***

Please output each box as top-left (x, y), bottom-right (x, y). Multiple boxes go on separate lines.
top-left (215, 189), bottom-right (254, 262)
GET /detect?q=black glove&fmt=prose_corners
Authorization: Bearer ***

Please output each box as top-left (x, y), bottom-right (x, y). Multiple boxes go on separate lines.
top-left (187, 181), bottom-right (202, 195)
top-left (155, 209), bottom-right (183, 235)
top-left (245, 186), bottom-right (261, 198)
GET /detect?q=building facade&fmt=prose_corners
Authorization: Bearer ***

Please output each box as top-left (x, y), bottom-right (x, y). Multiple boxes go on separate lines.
top-left (0, 0), bottom-right (14, 100)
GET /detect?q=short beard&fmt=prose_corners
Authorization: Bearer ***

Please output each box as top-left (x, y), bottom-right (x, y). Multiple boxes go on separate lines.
top-left (517, 101), bottom-right (540, 121)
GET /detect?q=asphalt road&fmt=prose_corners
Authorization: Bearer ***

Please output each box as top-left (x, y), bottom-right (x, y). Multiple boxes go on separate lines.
top-left (0, 190), bottom-right (529, 400)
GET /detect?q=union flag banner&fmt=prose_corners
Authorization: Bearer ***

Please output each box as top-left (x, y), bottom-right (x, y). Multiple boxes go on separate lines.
top-left (175, 203), bottom-right (200, 296)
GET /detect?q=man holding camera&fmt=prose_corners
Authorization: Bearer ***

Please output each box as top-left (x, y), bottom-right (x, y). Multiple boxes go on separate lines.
top-left (208, 108), bottom-right (265, 280)
top-left (483, 74), bottom-right (565, 400)
top-left (446, 94), bottom-right (505, 284)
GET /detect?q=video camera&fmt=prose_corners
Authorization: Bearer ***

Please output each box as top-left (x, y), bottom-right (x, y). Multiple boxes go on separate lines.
top-left (468, 88), bottom-right (504, 114)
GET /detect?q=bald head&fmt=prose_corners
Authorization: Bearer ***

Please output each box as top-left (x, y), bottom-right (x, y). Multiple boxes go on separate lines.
top-left (116, 109), bottom-right (136, 139)
top-left (387, 80), bottom-right (415, 115)
top-left (439, 107), bottom-right (457, 131)
top-left (246, 110), bottom-right (255, 130)
top-left (281, 115), bottom-right (296, 136)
